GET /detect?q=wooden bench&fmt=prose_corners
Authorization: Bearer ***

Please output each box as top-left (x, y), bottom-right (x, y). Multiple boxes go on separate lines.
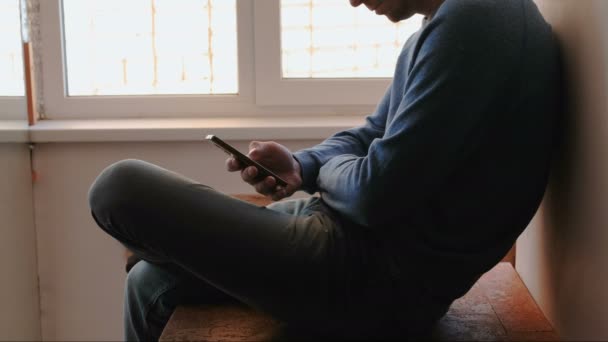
top-left (159, 263), bottom-right (557, 341)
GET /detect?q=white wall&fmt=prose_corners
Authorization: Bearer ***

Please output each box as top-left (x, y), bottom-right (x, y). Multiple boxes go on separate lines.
top-left (23, 1), bottom-right (608, 340)
top-left (32, 140), bottom-right (318, 341)
top-left (517, 1), bottom-right (608, 340)
top-left (0, 143), bottom-right (42, 340)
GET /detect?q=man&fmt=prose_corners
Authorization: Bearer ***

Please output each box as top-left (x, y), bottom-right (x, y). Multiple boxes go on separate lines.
top-left (89, 0), bottom-right (559, 340)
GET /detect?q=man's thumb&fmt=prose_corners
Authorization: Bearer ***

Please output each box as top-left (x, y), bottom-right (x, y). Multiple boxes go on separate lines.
top-left (248, 141), bottom-right (266, 158)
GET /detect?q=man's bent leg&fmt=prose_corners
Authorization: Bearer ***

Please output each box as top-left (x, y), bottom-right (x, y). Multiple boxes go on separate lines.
top-left (88, 160), bottom-right (270, 340)
top-left (88, 159), bottom-right (339, 331)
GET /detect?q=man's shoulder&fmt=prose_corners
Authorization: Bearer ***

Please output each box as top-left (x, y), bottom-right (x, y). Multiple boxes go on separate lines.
top-left (437, 0), bottom-right (523, 22)
top-left (431, 0), bottom-right (553, 54)
top-left (425, 0), bottom-right (525, 53)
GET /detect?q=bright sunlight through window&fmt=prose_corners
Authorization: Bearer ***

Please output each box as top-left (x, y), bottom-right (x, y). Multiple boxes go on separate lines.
top-left (281, 0), bottom-right (423, 78)
top-left (62, 0), bottom-right (238, 96)
top-left (0, 0), bottom-right (24, 96)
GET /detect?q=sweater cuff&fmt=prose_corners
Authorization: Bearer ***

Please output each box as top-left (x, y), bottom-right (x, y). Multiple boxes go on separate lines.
top-left (293, 150), bottom-right (319, 194)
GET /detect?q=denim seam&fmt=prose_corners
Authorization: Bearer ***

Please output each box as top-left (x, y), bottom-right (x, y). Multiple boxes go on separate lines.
top-left (142, 279), bottom-right (180, 331)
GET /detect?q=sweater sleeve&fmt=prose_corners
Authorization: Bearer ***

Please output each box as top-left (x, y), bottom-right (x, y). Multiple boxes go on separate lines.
top-left (293, 87), bottom-right (391, 194)
top-left (316, 2), bottom-right (523, 227)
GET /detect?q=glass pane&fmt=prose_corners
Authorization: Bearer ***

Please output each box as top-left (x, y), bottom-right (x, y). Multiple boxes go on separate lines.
top-left (0, 0), bottom-right (24, 96)
top-left (62, 0), bottom-right (238, 96)
top-left (281, 0), bottom-right (422, 78)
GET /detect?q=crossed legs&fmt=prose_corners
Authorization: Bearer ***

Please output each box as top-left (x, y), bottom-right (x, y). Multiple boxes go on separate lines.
top-left (88, 159), bottom-right (351, 340)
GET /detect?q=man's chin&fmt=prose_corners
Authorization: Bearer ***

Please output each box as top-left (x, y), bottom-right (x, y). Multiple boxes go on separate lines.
top-left (386, 14), bottom-right (401, 23)
top-left (385, 11), bottom-right (413, 23)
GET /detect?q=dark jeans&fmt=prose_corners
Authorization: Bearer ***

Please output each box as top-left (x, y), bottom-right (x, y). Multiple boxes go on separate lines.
top-left (88, 159), bottom-right (441, 341)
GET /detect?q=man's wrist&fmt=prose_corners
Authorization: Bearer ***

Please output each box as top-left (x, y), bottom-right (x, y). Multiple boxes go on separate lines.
top-left (292, 155), bottom-right (303, 189)
top-left (292, 151), bottom-right (319, 194)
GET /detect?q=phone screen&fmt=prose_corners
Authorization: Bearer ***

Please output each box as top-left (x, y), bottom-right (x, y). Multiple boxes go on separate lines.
top-left (205, 135), bottom-right (288, 187)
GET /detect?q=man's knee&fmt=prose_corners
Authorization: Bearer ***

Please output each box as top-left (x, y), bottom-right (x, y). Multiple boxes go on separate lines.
top-left (125, 261), bottom-right (179, 313)
top-left (88, 159), bottom-right (149, 219)
top-left (125, 261), bottom-right (182, 340)
top-left (126, 261), bottom-right (160, 299)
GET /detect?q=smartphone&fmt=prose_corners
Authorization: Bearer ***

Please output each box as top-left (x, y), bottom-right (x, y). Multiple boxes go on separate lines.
top-left (205, 134), bottom-right (288, 187)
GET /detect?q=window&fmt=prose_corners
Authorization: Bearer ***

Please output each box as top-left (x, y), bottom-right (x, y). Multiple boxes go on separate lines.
top-left (62, 0), bottom-right (237, 96)
top-left (254, 0), bottom-right (422, 106)
top-left (0, 0), bottom-right (24, 96)
top-left (38, 0), bottom-right (423, 118)
top-left (0, 0), bottom-right (26, 119)
top-left (281, 0), bottom-right (422, 79)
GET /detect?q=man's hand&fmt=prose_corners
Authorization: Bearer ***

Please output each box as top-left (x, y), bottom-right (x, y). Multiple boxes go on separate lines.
top-left (226, 141), bottom-right (303, 201)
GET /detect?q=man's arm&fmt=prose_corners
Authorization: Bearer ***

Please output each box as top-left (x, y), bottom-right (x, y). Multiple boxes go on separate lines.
top-left (293, 87), bottom-right (391, 194)
top-left (315, 2), bottom-right (523, 227)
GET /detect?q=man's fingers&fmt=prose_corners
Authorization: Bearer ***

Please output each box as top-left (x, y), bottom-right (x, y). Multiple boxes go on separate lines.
top-left (253, 176), bottom-right (277, 195)
top-left (245, 175), bottom-right (289, 200)
top-left (247, 141), bottom-right (264, 162)
top-left (241, 166), bottom-right (258, 183)
top-left (248, 148), bottom-right (260, 160)
top-left (226, 157), bottom-right (241, 172)
top-left (271, 188), bottom-right (288, 201)
top-left (265, 176), bottom-right (277, 188)
top-left (241, 168), bottom-right (278, 192)
top-left (249, 141), bottom-right (262, 154)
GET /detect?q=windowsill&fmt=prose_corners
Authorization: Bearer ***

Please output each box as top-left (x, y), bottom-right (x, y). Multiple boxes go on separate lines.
top-left (27, 116), bottom-right (365, 143)
top-left (0, 120), bottom-right (29, 143)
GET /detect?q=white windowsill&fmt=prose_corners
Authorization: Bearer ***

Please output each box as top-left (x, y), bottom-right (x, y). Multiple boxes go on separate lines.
top-left (0, 120), bottom-right (29, 143)
top-left (27, 116), bottom-right (365, 143)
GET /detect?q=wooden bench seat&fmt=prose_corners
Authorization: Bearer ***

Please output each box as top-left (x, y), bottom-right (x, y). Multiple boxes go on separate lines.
top-left (159, 262), bottom-right (558, 341)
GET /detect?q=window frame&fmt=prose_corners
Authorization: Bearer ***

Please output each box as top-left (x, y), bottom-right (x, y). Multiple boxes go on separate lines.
top-left (38, 0), bottom-right (390, 119)
top-left (253, 0), bottom-right (392, 106)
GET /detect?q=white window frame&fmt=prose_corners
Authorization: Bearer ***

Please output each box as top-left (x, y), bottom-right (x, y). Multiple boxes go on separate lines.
top-left (38, 0), bottom-right (388, 119)
top-left (253, 0), bottom-right (391, 106)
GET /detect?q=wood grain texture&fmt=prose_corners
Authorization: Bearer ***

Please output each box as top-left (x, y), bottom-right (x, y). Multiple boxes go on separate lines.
top-left (432, 263), bottom-right (558, 341)
top-left (160, 263), bottom-right (559, 341)
top-left (23, 42), bottom-right (38, 126)
top-left (160, 305), bottom-right (281, 342)
top-left (478, 263), bottom-right (555, 334)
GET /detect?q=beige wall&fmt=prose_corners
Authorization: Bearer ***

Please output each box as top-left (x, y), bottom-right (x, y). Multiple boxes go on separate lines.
top-left (0, 143), bottom-right (41, 340)
top-left (517, 1), bottom-right (608, 340)
top-left (9, 0), bottom-right (608, 340)
top-left (32, 140), bottom-right (317, 341)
